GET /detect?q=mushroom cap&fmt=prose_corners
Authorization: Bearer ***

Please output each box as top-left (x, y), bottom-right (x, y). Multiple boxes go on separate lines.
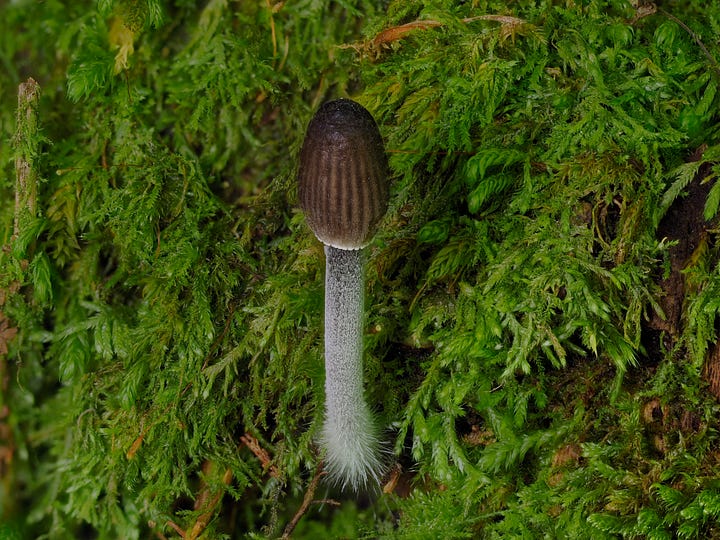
top-left (298, 99), bottom-right (389, 250)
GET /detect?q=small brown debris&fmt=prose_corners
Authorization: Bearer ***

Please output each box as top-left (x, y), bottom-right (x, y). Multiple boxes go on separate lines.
top-left (551, 443), bottom-right (582, 469)
top-left (0, 315), bottom-right (18, 357)
top-left (463, 425), bottom-right (496, 446)
top-left (240, 433), bottom-right (280, 478)
top-left (641, 398), bottom-right (664, 426)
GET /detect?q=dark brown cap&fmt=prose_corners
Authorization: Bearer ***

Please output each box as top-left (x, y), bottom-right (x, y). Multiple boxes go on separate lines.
top-left (298, 99), bottom-right (389, 249)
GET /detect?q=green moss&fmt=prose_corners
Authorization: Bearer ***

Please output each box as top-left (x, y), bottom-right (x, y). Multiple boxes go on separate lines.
top-left (3, 0), bottom-right (720, 537)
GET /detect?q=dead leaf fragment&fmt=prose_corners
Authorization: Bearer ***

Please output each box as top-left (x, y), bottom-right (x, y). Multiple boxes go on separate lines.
top-left (109, 17), bottom-right (135, 74)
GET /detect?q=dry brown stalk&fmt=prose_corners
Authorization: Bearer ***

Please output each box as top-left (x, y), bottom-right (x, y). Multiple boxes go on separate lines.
top-left (186, 464), bottom-right (233, 540)
top-left (13, 78), bottom-right (40, 239)
top-left (281, 461), bottom-right (339, 539)
top-left (240, 433), bottom-right (280, 478)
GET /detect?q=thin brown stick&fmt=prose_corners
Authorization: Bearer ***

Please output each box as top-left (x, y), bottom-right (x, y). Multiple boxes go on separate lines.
top-left (310, 498), bottom-right (341, 507)
top-left (281, 461), bottom-right (336, 539)
top-left (240, 433), bottom-right (280, 478)
top-left (658, 8), bottom-right (720, 79)
top-left (166, 520), bottom-right (185, 538)
top-left (371, 15), bottom-right (522, 47)
top-left (13, 78), bottom-right (40, 240)
top-left (186, 465), bottom-right (233, 540)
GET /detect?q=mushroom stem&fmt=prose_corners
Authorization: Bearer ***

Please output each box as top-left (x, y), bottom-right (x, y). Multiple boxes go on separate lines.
top-left (321, 245), bottom-right (382, 490)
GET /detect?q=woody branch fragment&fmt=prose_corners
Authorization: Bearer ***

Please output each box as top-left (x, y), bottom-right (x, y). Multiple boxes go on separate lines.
top-left (13, 77), bottom-right (40, 241)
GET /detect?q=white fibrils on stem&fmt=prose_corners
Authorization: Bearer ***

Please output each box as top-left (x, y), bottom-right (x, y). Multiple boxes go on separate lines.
top-left (321, 246), bottom-right (383, 489)
top-left (297, 98), bottom-right (389, 490)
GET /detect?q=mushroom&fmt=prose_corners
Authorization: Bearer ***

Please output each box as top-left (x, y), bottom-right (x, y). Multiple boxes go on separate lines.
top-left (298, 98), bottom-right (389, 490)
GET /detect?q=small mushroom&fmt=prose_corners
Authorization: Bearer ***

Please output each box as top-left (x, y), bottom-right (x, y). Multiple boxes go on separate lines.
top-left (298, 98), bottom-right (389, 490)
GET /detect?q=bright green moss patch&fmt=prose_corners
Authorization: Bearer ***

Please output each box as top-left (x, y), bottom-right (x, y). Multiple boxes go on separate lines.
top-left (3, 0), bottom-right (720, 537)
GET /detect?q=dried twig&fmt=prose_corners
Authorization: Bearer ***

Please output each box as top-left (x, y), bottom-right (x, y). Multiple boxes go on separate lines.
top-left (372, 15), bottom-right (526, 47)
top-left (186, 464), bottom-right (233, 540)
top-left (166, 520), bottom-right (185, 538)
top-left (281, 461), bottom-right (337, 539)
top-left (630, 3), bottom-right (720, 78)
top-left (13, 78), bottom-right (40, 240)
top-left (658, 8), bottom-right (720, 78)
top-left (341, 14), bottom-right (530, 56)
top-left (310, 498), bottom-right (342, 506)
top-left (240, 433), bottom-right (281, 478)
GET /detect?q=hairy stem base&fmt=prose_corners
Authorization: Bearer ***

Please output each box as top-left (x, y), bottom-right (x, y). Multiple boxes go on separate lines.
top-left (321, 246), bottom-right (382, 490)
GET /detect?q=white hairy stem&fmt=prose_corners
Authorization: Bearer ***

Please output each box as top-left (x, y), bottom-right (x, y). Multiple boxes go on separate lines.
top-left (321, 245), bottom-right (382, 490)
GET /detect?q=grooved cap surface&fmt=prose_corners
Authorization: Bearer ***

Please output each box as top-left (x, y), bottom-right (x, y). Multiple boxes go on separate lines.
top-left (298, 99), bottom-right (389, 250)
